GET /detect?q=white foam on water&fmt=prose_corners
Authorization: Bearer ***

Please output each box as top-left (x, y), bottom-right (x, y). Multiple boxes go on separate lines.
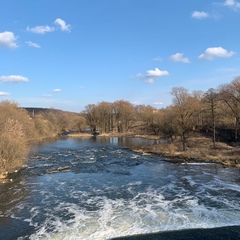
top-left (28, 186), bottom-right (240, 240)
top-left (181, 162), bottom-right (215, 165)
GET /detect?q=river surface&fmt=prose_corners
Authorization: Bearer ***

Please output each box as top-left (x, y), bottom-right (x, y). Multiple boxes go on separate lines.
top-left (0, 137), bottom-right (240, 240)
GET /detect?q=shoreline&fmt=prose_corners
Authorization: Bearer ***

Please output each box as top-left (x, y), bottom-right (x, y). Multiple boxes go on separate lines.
top-left (68, 132), bottom-right (240, 168)
top-left (1, 132), bottom-right (239, 182)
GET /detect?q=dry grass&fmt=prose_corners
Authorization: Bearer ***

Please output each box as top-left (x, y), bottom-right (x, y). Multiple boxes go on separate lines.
top-left (132, 135), bottom-right (240, 168)
top-left (69, 132), bottom-right (240, 168)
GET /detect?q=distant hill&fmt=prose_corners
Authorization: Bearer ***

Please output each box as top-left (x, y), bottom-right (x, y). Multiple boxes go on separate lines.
top-left (23, 107), bottom-right (78, 116)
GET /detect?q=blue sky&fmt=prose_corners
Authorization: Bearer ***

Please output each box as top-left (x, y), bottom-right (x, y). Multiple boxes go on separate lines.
top-left (0, 0), bottom-right (240, 112)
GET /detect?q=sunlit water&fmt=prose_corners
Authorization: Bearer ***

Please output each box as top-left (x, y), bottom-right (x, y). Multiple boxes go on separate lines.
top-left (0, 137), bottom-right (240, 240)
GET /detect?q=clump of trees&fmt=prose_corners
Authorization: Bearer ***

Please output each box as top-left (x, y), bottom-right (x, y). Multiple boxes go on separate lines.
top-left (1, 76), bottom-right (240, 176)
top-left (0, 101), bottom-right (31, 176)
top-left (82, 76), bottom-right (240, 151)
top-left (0, 101), bottom-right (86, 177)
top-left (83, 100), bottom-right (136, 133)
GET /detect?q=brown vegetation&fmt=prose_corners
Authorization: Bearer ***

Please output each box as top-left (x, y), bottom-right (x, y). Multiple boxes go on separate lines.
top-left (0, 101), bottom-right (87, 180)
top-left (80, 77), bottom-right (240, 168)
top-left (1, 76), bottom-right (240, 180)
top-left (131, 133), bottom-right (240, 168)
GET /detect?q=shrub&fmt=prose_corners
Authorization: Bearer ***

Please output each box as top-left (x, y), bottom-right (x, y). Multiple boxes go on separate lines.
top-left (0, 118), bottom-right (29, 174)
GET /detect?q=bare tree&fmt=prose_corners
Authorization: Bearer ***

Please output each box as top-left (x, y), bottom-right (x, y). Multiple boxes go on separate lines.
top-left (96, 102), bottom-right (112, 133)
top-left (138, 105), bottom-right (161, 135)
top-left (84, 104), bottom-right (98, 131)
top-left (218, 77), bottom-right (240, 141)
top-left (171, 87), bottom-right (200, 151)
top-left (113, 100), bottom-right (135, 133)
top-left (202, 88), bottom-right (219, 149)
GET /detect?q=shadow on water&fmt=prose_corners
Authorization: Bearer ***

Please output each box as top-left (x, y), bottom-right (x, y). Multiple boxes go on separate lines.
top-left (0, 217), bottom-right (35, 240)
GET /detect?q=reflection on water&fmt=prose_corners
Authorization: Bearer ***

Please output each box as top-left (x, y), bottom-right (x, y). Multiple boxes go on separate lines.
top-left (0, 137), bottom-right (239, 240)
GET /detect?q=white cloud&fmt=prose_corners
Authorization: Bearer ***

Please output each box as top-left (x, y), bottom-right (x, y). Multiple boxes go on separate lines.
top-left (198, 47), bottom-right (235, 60)
top-left (170, 53), bottom-right (190, 63)
top-left (55, 18), bottom-right (71, 32)
top-left (27, 25), bottom-right (55, 34)
top-left (53, 88), bottom-right (61, 92)
top-left (136, 68), bottom-right (169, 84)
top-left (136, 73), bottom-right (144, 78)
top-left (192, 11), bottom-right (209, 19)
top-left (42, 94), bottom-right (52, 97)
top-left (132, 101), bottom-right (141, 105)
top-left (153, 56), bottom-right (162, 61)
top-left (145, 78), bottom-right (154, 84)
top-left (0, 91), bottom-right (10, 96)
top-left (217, 67), bottom-right (237, 72)
top-left (224, 0), bottom-right (240, 9)
top-left (0, 31), bottom-right (18, 49)
top-left (153, 101), bottom-right (163, 105)
top-left (25, 41), bottom-right (40, 48)
top-left (147, 68), bottom-right (169, 77)
top-left (0, 75), bottom-right (29, 82)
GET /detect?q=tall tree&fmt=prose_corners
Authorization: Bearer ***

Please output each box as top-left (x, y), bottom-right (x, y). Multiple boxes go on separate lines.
top-left (96, 102), bottom-right (112, 133)
top-left (202, 88), bottom-right (219, 149)
top-left (219, 77), bottom-right (240, 141)
top-left (171, 87), bottom-right (200, 151)
top-left (84, 104), bottom-right (98, 131)
top-left (112, 100), bottom-right (135, 133)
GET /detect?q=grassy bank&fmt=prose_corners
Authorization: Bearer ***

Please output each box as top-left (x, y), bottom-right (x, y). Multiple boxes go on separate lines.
top-left (68, 132), bottom-right (240, 168)
top-left (131, 135), bottom-right (240, 168)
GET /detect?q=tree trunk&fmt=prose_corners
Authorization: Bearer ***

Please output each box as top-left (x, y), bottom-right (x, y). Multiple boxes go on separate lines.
top-left (235, 118), bottom-right (239, 142)
top-left (182, 132), bottom-right (186, 151)
top-left (213, 122), bottom-right (216, 149)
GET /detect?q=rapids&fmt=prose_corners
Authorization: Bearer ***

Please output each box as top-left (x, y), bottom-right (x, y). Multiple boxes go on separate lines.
top-left (0, 137), bottom-right (239, 240)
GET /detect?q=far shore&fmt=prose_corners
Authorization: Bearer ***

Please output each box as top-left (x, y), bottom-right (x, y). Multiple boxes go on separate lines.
top-left (68, 132), bottom-right (240, 168)
top-left (1, 131), bottom-right (239, 183)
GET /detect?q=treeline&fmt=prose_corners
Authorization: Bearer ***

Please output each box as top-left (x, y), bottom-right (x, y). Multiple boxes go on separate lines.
top-left (1, 76), bottom-right (240, 176)
top-left (0, 101), bottom-right (85, 177)
top-left (83, 76), bottom-right (240, 151)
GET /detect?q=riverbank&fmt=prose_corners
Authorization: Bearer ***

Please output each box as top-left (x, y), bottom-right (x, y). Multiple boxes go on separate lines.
top-left (1, 132), bottom-right (238, 183)
top-left (135, 135), bottom-right (240, 168)
top-left (68, 132), bottom-right (240, 168)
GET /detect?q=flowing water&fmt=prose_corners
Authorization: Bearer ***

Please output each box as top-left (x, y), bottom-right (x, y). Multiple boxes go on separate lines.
top-left (0, 137), bottom-right (240, 240)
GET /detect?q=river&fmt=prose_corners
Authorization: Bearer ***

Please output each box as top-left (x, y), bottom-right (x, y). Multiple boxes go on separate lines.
top-left (0, 137), bottom-right (240, 240)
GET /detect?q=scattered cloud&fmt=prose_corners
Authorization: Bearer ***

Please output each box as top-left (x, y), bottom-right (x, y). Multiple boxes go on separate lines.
top-left (0, 75), bottom-right (29, 82)
top-left (53, 88), bottom-right (61, 92)
top-left (136, 73), bottom-right (144, 78)
top-left (192, 11), bottom-right (209, 19)
top-left (147, 68), bottom-right (169, 77)
top-left (216, 67), bottom-right (237, 72)
top-left (153, 56), bottom-right (162, 61)
top-left (153, 101), bottom-right (163, 105)
top-left (27, 25), bottom-right (55, 34)
top-left (223, 0), bottom-right (240, 10)
top-left (170, 53), bottom-right (190, 63)
top-left (26, 18), bottom-right (71, 34)
top-left (136, 68), bottom-right (169, 84)
top-left (25, 41), bottom-right (40, 48)
top-left (198, 47), bottom-right (235, 60)
top-left (42, 94), bottom-right (52, 97)
top-left (0, 91), bottom-right (10, 96)
top-left (132, 101), bottom-right (141, 105)
top-left (145, 78), bottom-right (154, 84)
top-left (0, 31), bottom-right (18, 49)
top-left (55, 18), bottom-right (71, 32)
